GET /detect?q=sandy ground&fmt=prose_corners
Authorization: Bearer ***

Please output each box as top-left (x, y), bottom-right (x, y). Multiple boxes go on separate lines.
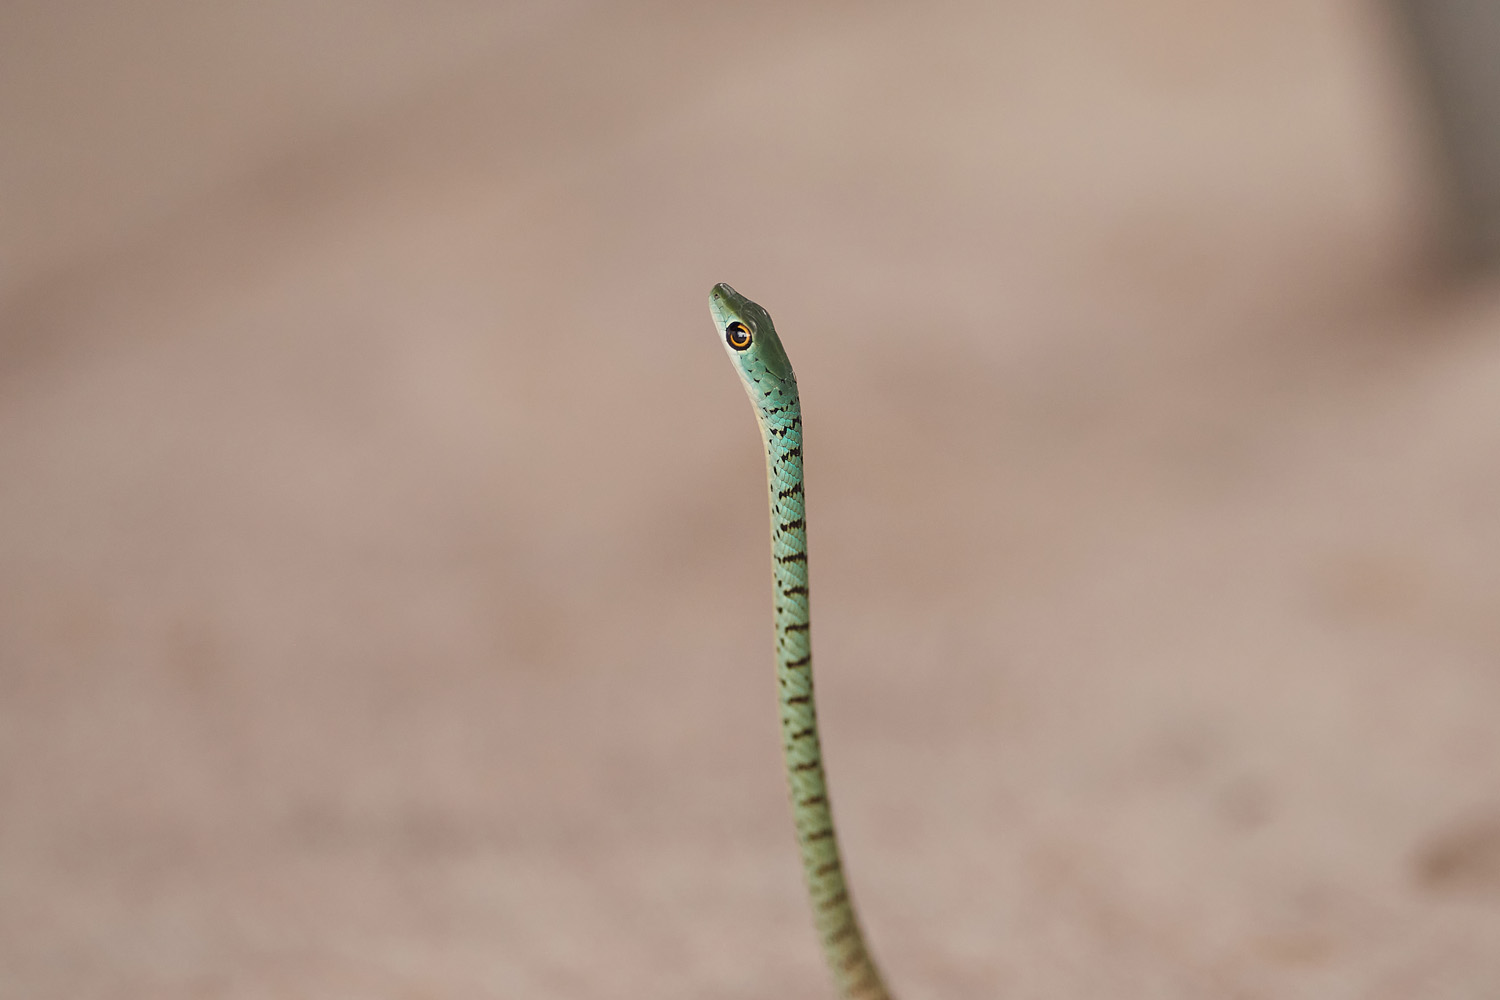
top-left (3, 2), bottom-right (1500, 997)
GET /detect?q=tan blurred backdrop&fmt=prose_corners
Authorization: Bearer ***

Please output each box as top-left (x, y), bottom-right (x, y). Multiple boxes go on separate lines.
top-left (3, 2), bottom-right (1500, 997)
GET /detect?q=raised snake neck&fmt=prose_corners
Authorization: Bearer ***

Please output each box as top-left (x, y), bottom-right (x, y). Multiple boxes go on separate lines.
top-left (709, 282), bottom-right (892, 1000)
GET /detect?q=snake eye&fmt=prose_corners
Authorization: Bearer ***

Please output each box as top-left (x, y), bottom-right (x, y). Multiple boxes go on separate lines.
top-left (725, 321), bottom-right (752, 351)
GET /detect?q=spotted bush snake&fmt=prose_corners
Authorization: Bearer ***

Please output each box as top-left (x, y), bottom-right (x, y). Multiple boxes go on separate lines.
top-left (709, 283), bottom-right (893, 1000)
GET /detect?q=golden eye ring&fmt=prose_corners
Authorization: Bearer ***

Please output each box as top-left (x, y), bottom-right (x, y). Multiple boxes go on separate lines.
top-left (725, 321), bottom-right (752, 351)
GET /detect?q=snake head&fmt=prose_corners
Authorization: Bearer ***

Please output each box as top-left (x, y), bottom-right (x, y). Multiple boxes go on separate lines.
top-left (710, 283), bottom-right (796, 392)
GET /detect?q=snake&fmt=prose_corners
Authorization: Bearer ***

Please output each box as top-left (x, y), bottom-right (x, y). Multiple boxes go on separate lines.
top-left (709, 283), bottom-right (894, 1000)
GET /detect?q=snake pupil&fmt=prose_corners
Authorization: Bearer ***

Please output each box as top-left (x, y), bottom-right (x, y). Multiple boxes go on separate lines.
top-left (726, 322), bottom-right (752, 350)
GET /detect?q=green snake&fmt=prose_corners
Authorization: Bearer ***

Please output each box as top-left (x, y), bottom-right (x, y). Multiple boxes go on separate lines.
top-left (709, 283), bottom-right (893, 1000)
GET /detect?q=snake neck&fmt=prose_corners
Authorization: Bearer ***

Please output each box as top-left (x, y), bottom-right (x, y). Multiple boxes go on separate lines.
top-left (760, 397), bottom-right (807, 652)
top-left (759, 396), bottom-right (892, 1000)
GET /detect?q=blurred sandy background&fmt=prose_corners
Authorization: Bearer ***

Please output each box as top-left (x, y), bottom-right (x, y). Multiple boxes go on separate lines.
top-left (3, 2), bottom-right (1500, 997)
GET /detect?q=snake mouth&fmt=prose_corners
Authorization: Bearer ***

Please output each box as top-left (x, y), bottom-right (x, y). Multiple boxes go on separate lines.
top-left (709, 282), bottom-right (746, 335)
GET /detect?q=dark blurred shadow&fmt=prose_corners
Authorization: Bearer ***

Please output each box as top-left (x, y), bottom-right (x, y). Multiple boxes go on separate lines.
top-left (1390, 0), bottom-right (1500, 271)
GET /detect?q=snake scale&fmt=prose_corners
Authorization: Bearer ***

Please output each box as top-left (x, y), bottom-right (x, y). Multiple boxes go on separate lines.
top-left (709, 283), bottom-right (893, 1000)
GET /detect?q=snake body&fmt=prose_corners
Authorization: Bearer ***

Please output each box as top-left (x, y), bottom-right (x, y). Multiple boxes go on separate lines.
top-left (709, 283), bottom-right (893, 1000)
